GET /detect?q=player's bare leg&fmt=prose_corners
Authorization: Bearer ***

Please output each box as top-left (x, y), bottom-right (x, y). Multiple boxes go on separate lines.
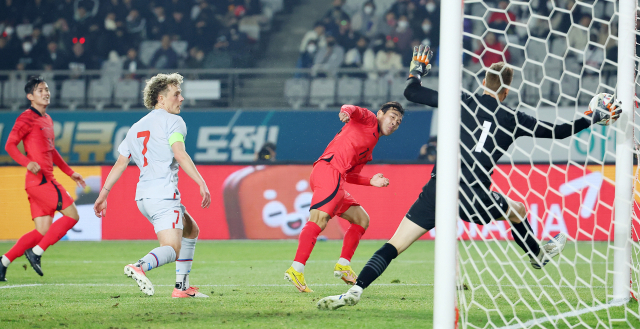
top-left (318, 216), bottom-right (427, 310)
top-left (25, 204), bottom-right (80, 276)
top-left (172, 209), bottom-right (208, 298)
top-left (285, 209), bottom-right (331, 292)
top-left (335, 206), bottom-right (370, 284)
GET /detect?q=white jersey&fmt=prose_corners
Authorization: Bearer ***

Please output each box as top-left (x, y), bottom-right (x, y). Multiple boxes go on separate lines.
top-left (118, 109), bottom-right (187, 200)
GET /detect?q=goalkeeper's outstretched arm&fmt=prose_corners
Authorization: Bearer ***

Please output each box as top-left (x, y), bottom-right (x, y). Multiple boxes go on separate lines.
top-left (404, 77), bottom-right (439, 107)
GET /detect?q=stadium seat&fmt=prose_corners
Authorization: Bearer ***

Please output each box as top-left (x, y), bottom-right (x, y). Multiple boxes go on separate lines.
top-left (550, 37), bottom-right (567, 57)
top-left (581, 75), bottom-right (599, 95)
top-left (525, 39), bottom-right (547, 63)
top-left (390, 78), bottom-right (408, 107)
top-left (2, 79), bottom-right (26, 111)
top-left (363, 78), bottom-right (389, 109)
top-left (337, 77), bottom-right (362, 105)
top-left (114, 79), bottom-right (141, 110)
top-left (171, 40), bottom-right (189, 59)
top-left (88, 79), bottom-right (114, 110)
top-left (101, 61), bottom-right (123, 86)
top-left (60, 79), bottom-right (86, 110)
top-left (309, 78), bottom-right (336, 109)
top-left (139, 41), bottom-right (162, 66)
top-left (284, 78), bottom-right (309, 109)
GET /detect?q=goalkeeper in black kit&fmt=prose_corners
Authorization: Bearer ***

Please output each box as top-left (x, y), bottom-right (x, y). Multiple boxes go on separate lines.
top-left (317, 45), bottom-right (623, 311)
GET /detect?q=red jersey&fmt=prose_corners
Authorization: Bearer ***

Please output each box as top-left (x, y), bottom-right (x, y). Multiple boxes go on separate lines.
top-left (5, 107), bottom-right (74, 188)
top-left (314, 105), bottom-right (379, 186)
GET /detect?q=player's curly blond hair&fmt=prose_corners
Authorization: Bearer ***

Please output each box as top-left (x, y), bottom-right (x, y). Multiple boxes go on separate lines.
top-left (142, 73), bottom-right (184, 109)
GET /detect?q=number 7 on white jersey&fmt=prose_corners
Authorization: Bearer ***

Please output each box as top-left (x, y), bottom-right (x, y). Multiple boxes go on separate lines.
top-left (474, 121), bottom-right (492, 152)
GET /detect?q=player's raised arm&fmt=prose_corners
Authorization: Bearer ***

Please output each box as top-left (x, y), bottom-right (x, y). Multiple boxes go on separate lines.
top-left (404, 45), bottom-right (438, 107)
top-left (93, 154), bottom-right (130, 217)
top-left (339, 104), bottom-right (377, 124)
top-left (171, 141), bottom-right (211, 209)
top-left (514, 93), bottom-right (622, 140)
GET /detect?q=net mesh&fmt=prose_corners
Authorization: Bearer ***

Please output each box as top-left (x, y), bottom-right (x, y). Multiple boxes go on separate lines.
top-left (452, 0), bottom-right (640, 327)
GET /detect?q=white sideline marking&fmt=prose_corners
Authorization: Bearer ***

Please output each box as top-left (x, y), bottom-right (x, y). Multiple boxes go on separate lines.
top-left (0, 284), bottom-right (42, 289)
top-left (497, 300), bottom-right (627, 329)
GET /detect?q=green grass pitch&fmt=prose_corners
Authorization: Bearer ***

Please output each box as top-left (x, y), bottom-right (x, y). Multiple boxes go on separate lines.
top-left (0, 240), bottom-right (638, 328)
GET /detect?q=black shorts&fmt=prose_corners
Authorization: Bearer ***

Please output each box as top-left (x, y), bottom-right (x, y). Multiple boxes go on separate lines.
top-left (405, 176), bottom-right (509, 231)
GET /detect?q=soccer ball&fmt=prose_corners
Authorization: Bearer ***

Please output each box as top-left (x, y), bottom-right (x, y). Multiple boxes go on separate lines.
top-left (588, 93), bottom-right (615, 126)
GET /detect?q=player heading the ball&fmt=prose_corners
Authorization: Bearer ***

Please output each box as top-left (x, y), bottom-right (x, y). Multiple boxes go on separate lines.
top-left (317, 45), bottom-right (622, 310)
top-left (1, 76), bottom-right (87, 282)
top-left (284, 101), bottom-right (404, 293)
top-left (93, 73), bottom-right (211, 298)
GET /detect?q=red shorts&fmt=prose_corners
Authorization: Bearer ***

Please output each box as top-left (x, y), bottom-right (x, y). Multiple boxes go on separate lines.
top-left (25, 179), bottom-right (74, 219)
top-left (309, 160), bottom-right (360, 217)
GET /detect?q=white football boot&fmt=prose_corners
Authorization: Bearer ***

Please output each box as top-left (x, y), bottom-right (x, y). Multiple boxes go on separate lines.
top-left (124, 263), bottom-right (155, 296)
top-left (317, 285), bottom-right (363, 310)
top-left (530, 232), bottom-right (567, 269)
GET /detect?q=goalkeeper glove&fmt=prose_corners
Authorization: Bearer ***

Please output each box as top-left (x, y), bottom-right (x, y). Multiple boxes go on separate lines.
top-left (585, 95), bottom-right (622, 126)
top-left (409, 44), bottom-right (433, 80)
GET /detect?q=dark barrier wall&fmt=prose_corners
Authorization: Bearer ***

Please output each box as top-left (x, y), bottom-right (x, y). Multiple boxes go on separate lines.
top-left (0, 109), bottom-right (433, 164)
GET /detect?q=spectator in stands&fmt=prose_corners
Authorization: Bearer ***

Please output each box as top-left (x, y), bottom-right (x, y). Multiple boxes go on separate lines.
top-left (100, 0), bottom-right (128, 24)
top-left (300, 22), bottom-right (326, 53)
top-left (98, 12), bottom-right (127, 56)
top-left (0, 37), bottom-right (16, 70)
top-left (0, 0), bottom-right (23, 26)
top-left (389, 0), bottom-right (412, 18)
top-left (122, 47), bottom-right (145, 78)
top-left (23, 0), bottom-right (53, 26)
top-left (29, 28), bottom-right (47, 61)
top-left (391, 15), bottom-right (413, 52)
top-left (380, 12), bottom-right (397, 37)
top-left (416, 18), bottom-right (438, 52)
top-left (405, 1), bottom-right (427, 33)
top-left (322, 0), bottom-right (350, 37)
top-left (68, 42), bottom-right (95, 73)
top-left (488, 1), bottom-right (515, 31)
top-left (375, 38), bottom-right (403, 78)
top-left (149, 34), bottom-right (178, 69)
top-left (169, 10), bottom-right (192, 41)
top-left (167, 0), bottom-right (190, 16)
top-left (204, 35), bottom-right (233, 69)
top-left (312, 34), bottom-right (345, 78)
top-left (148, 6), bottom-right (170, 40)
top-left (342, 35), bottom-right (375, 79)
top-left (15, 39), bottom-right (38, 71)
top-left (336, 19), bottom-right (360, 51)
top-left (472, 32), bottom-right (510, 67)
top-left (227, 25), bottom-right (252, 68)
top-left (551, 0), bottom-right (574, 35)
top-left (53, 18), bottom-right (73, 53)
top-left (351, 1), bottom-right (382, 39)
top-left (125, 8), bottom-right (146, 48)
top-left (568, 16), bottom-right (590, 52)
top-left (585, 34), bottom-right (604, 71)
top-left (295, 39), bottom-right (317, 78)
top-left (422, 0), bottom-right (440, 26)
top-left (185, 46), bottom-right (206, 69)
top-left (39, 40), bottom-right (68, 70)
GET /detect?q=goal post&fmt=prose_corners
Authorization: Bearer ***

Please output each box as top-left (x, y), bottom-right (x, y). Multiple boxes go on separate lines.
top-left (612, 0), bottom-right (635, 305)
top-left (432, 0), bottom-right (464, 328)
top-left (433, 0), bottom-right (640, 327)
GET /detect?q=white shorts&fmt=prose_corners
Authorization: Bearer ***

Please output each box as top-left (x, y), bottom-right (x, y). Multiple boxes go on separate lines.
top-left (136, 198), bottom-right (185, 233)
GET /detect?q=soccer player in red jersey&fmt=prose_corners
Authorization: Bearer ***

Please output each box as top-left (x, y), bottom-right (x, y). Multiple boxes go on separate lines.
top-left (0, 76), bottom-right (86, 282)
top-left (284, 101), bottom-right (404, 292)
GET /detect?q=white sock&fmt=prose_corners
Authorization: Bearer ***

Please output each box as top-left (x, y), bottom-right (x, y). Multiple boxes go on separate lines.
top-left (1, 255), bottom-right (10, 267)
top-left (139, 246), bottom-right (176, 272)
top-left (32, 246), bottom-right (44, 256)
top-left (337, 258), bottom-right (350, 266)
top-left (348, 285), bottom-right (363, 295)
top-left (176, 237), bottom-right (197, 290)
top-left (291, 261), bottom-right (305, 273)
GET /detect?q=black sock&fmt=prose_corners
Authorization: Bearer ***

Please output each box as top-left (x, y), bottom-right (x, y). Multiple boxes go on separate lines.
top-left (511, 218), bottom-right (540, 256)
top-left (355, 243), bottom-right (398, 289)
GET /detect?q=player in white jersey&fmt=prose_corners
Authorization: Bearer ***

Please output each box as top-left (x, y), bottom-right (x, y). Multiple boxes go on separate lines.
top-left (93, 73), bottom-right (211, 298)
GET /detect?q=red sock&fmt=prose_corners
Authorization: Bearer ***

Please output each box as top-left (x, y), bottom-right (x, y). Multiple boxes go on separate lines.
top-left (36, 216), bottom-right (78, 252)
top-left (4, 230), bottom-right (44, 262)
top-left (340, 224), bottom-right (366, 262)
top-left (293, 222), bottom-right (323, 265)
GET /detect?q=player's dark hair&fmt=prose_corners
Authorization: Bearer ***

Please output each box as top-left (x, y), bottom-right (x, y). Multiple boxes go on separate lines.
top-left (379, 101), bottom-right (404, 116)
top-left (24, 76), bottom-right (46, 95)
top-left (485, 62), bottom-right (513, 96)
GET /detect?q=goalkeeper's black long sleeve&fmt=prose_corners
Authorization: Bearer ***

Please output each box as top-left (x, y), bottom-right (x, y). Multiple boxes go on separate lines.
top-left (404, 77), bottom-right (439, 107)
top-left (515, 111), bottom-right (591, 139)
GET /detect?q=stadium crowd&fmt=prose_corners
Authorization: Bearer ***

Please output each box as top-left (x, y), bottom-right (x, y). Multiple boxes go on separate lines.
top-left (0, 0), bottom-right (269, 75)
top-left (296, 0), bottom-right (619, 78)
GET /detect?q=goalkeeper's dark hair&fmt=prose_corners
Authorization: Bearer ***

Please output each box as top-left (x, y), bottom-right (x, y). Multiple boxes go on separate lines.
top-left (485, 62), bottom-right (513, 96)
top-left (25, 76), bottom-right (46, 95)
top-left (379, 101), bottom-right (404, 116)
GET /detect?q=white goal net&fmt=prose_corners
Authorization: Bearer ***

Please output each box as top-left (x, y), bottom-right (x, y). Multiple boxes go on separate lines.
top-left (445, 0), bottom-right (640, 327)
